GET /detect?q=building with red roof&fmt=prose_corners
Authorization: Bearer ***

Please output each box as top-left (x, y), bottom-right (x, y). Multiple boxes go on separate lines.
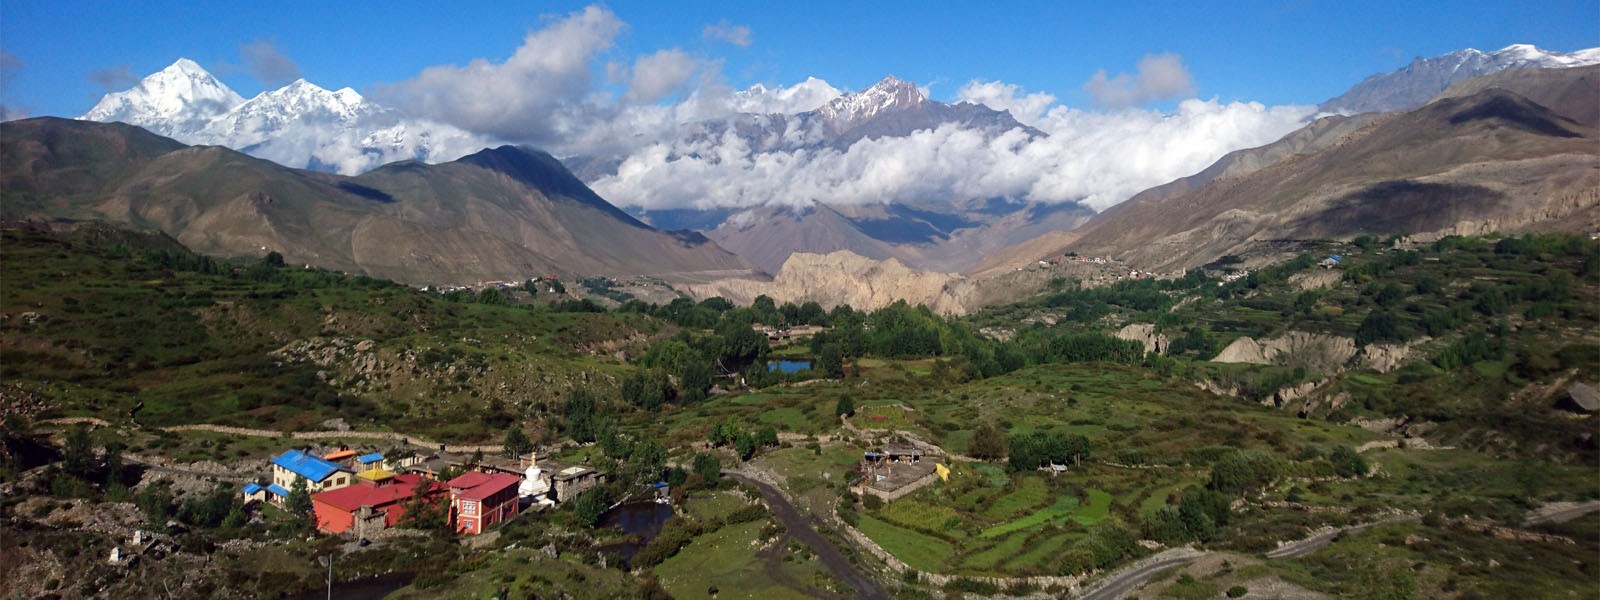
top-left (447, 471), bottom-right (523, 534)
top-left (311, 473), bottom-right (445, 536)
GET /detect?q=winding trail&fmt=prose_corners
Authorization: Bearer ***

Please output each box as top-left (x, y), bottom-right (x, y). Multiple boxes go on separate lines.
top-left (725, 472), bottom-right (889, 600)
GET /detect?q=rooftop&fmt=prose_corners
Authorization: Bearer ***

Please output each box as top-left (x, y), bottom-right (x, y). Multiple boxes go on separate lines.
top-left (272, 449), bottom-right (352, 482)
top-left (446, 471), bottom-right (496, 490)
top-left (323, 449), bottom-right (358, 461)
top-left (449, 472), bottom-right (523, 502)
top-left (313, 474), bottom-right (442, 512)
top-left (357, 452), bottom-right (384, 464)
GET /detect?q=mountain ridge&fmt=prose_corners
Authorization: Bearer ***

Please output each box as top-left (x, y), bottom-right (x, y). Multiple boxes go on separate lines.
top-left (81, 59), bottom-right (492, 175)
top-left (1064, 82), bottom-right (1599, 272)
top-left (1321, 44), bottom-right (1600, 114)
top-left (1, 117), bottom-right (754, 285)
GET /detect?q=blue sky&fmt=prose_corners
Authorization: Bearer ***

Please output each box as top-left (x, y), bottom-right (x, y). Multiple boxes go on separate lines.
top-left (3, 0), bottom-right (1597, 118)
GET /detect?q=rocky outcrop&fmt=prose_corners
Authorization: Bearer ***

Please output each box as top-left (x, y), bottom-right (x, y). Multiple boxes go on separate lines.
top-left (1358, 338), bottom-right (1429, 372)
top-left (1270, 381), bottom-right (1320, 409)
top-left (1115, 323), bottom-right (1170, 354)
top-left (1212, 332), bottom-right (1358, 372)
top-left (685, 250), bottom-right (976, 314)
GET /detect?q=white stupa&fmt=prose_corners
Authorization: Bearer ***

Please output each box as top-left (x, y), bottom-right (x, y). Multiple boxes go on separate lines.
top-left (518, 452), bottom-right (550, 499)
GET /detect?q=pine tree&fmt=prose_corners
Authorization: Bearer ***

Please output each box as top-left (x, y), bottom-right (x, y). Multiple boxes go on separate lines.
top-left (503, 426), bottom-right (534, 459)
top-left (285, 478), bottom-right (314, 532)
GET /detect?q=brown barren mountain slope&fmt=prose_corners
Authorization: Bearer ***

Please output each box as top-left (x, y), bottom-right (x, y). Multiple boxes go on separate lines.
top-left (1435, 64), bottom-right (1600, 125)
top-left (1, 118), bottom-right (755, 285)
top-left (1063, 86), bottom-right (1599, 272)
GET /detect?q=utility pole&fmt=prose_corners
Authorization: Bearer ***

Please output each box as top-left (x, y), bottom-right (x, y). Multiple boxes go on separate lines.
top-left (318, 554), bottom-right (333, 600)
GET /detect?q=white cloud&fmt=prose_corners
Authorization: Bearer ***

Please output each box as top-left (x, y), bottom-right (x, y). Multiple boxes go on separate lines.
top-left (1084, 52), bottom-right (1196, 108)
top-left (729, 77), bottom-right (841, 114)
top-left (240, 40), bottom-right (300, 86)
top-left (702, 20), bottom-right (752, 48)
top-left (591, 97), bottom-right (1314, 212)
top-left (374, 5), bottom-right (625, 144)
top-left (366, 13), bottom-right (1308, 217)
top-left (955, 80), bottom-right (1057, 125)
top-left (627, 49), bottom-right (701, 104)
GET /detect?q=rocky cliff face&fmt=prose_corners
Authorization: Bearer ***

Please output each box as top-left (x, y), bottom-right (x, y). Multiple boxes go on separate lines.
top-left (1357, 338), bottom-right (1429, 373)
top-left (685, 250), bottom-right (976, 314)
top-left (1115, 323), bottom-right (1170, 354)
top-left (1211, 332), bottom-right (1359, 373)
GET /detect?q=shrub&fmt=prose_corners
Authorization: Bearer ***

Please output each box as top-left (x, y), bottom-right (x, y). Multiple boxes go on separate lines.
top-left (1227, 585), bottom-right (1248, 598)
top-left (862, 494), bottom-right (884, 511)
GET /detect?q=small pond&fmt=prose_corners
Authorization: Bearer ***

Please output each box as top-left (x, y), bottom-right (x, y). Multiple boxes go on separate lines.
top-left (767, 359), bottom-right (814, 373)
top-left (596, 502), bottom-right (674, 567)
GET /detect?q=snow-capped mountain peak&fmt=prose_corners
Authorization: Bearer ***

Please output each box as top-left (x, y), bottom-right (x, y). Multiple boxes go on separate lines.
top-left (1321, 43), bottom-right (1600, 114)
top-left (81, 59), bottom-right (494, 175)
top-left (81, 58), bottom-right (244, 136)
top-left (729, 77), bottom-right (842, 115)
top-left (817, 75), bottom-right (927, 125)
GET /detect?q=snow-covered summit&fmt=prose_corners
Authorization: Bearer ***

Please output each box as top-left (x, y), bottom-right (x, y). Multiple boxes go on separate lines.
top-left (816, 76), bottom-right (928, 126)
top-left (730, 77), bottom-right (841, 115)
top-left (80, 59), bottom-right (492, 174)
top-left (81, 58), bottom-right (245, 137)
top-left (1322, 43), bottom-right (1600, 114)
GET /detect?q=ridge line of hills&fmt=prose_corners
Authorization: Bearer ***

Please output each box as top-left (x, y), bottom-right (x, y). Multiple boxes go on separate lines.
top-left (0, 117), bottom-right (756, 286)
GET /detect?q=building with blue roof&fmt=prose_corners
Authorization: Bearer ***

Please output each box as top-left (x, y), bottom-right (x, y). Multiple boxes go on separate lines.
top-left (241, 482), bottom-right (267, 504)
top-left (357, 452), bottom-right (384, 465)
top-left (266, 449), bottom-right (354, 505)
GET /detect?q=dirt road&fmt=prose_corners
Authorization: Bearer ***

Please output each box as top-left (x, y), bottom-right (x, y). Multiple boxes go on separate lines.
top-left (725, 472), bottom-right (889, 600)
top-left (1076, 549), bottom-right (1205, 600)
top-left (1264, 514), bottom-right (1420, 559)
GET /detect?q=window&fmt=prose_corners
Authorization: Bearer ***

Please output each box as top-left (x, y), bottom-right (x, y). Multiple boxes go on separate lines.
top-left (461, 501), bottom-right (477, 515)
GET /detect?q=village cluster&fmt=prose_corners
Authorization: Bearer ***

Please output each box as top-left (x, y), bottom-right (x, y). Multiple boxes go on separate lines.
top-left (239, 446), bottom-right (603, 537)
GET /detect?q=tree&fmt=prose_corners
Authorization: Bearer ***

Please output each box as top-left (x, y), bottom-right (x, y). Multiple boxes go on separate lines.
top-left (818, 343), bottom-right (845, 379)
top-left (835, 395), bottom-right (856, 418)
top-left (1208, 450), bottom-right (1282, 495)
top-left (629, 440), bottom-right (667, 485)
top-left (476, 287), bottom-right (507, 305)
top-left (503, 426), bottom-right (534, 459)
top-left (263, 250), bottom-right (285, 268)
top-left (969, 423), bottom-right (1006, 460)
top-left (575, 486), bottom-right (611, 527)
top-left (399, 477), bottom-right (450, 532)
top-left (61, 424), bottom-right (96, 480)
top-left (678, 358), bottom-right (714, 404)
top-left (564, 389), bottom-right (599, 443)
top-left (622, 369), bottom-right (673, 410)
top-left (1355, 310), bottom-right (1403, 345)
top-left (285, 478), bottom-right (315, 532)
top-left (734, 431), bottom-right (758, 461)
top-left (103, 441), bottom-right (125, 486)
top-left (756, 425), bottom-right (779, 448)
top-left (691, 452), bottom-right (721, 484)
top-left (137, 482), bottom-right (175, 525)
top-left (707, 420), bottom-right (739, 447)
top-left (1328, 445), bottom-right (1367, 478)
